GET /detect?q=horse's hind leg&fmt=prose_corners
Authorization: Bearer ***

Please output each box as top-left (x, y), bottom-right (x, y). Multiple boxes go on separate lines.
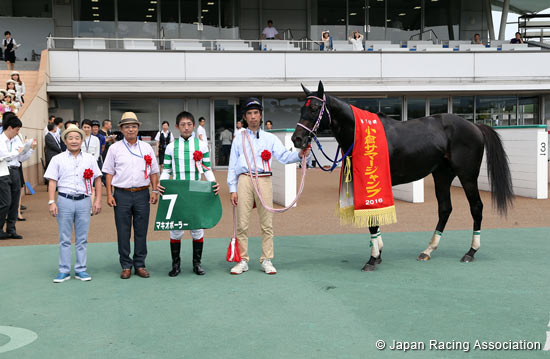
top-left (458, 178), bottom-right (483, 262)
top-left (418, 165), bottom-right (455, 261)
top-left (362, 226), bottom-right (382, 272)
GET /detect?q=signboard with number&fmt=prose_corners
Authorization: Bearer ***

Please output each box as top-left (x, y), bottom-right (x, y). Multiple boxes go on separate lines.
top-left (154, 180), bottom-right (222, 231)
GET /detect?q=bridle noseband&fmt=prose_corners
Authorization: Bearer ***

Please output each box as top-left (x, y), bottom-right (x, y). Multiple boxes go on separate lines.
top-left (296, 95), bottom-right (331, 142)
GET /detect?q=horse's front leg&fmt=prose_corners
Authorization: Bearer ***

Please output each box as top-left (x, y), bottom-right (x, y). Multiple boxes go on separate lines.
top-left (362, 226), bottom-right (382, 272)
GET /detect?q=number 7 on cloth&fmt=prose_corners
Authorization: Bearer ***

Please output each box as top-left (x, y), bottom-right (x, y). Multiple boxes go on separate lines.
top-left (154, 180), bottom-right (222, 231)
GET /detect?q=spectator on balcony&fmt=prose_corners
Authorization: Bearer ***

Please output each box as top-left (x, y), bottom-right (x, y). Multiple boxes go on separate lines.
top-left (510, 32), bottom-right (524, 44)
top-left (261, 20), bottom-right (281, 40)
top-left (320, 30), bottom-right (333, 51)
top-left (2, 31), bottom-right (18, 71)
top-left (349, 31), bottom-right (364, 51)
top-left (473, 33), bottom-right (484, 45)
top-left (10, 71), bottom-right (25, 103)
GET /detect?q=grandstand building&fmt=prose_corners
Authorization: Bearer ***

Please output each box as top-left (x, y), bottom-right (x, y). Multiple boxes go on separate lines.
top-left (1, 0), bottom-right (549, 184)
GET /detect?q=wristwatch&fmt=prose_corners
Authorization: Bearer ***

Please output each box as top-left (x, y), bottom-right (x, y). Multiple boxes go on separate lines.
top-left (48, 200), bottom-right (55, 205)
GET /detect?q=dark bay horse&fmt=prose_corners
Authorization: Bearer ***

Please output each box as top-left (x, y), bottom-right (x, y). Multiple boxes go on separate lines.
top-left (292, 81), bottom-right (513, 271)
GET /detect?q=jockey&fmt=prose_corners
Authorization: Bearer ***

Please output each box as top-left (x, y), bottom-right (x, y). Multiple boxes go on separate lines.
top-left (157, 111), bottom-right (220, 277)
top-left (227, 97), bottom-right (310, 275)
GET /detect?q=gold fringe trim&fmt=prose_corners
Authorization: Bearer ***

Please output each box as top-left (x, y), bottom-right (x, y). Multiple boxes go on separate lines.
top-left (337, 205), bottom-right (397, 227)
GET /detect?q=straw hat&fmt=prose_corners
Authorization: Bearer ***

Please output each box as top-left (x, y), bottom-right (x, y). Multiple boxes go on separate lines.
top-left (118, 112), bottom-right (142, 127)
top-left (61, 124), bottom-right (86, 143)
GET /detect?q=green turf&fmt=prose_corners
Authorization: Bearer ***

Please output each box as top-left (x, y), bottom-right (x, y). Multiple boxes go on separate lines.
top-left (0, 228), bottom-right (549, 358)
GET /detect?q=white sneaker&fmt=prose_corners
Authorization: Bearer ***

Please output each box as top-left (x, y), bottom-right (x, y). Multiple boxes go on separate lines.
top-left (261, 259), bottom-right (277, 275)
top-left (230, 260), bottom-right (249, 275)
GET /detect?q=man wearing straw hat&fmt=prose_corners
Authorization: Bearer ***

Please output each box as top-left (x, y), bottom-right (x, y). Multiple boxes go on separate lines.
top-left (44, 124), bottom-right (102, 282)
top-left (102, 112), bottom-right (160, 279)
top-left (227, 98), bottom-right (310, 275)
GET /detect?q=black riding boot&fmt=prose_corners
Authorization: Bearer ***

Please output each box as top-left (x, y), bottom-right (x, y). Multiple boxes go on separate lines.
top-left (192, 240), bottom-right (205, 275)
top-left (169, 241), bottom-right (181, 277)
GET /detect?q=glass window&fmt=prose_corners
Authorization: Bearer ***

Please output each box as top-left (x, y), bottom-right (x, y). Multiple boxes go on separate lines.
top-left (117, 0), bottom-right (158, 38)
top-left (73, 0), bottom-right (116, 38)
top-left (220, 0), bottom-right (238, 39)
top-left (452, 96), bottom-right (474, 122)
top-left (263, 98), bottom-right (304, 130)
top-left (407, 97), bottom-right (425, 120)
top-left (50, 97), bottom-right (81, 125)
top-left (425, 0), bottom-right (460, 41)
top-left (367, 0), bottom-right (386, 40)
top-left (160, 99), bottom-right (186, 139)
top-left (180, 0), bottom-right (200, 39)
top-left (518, 96), bottom-right (539, 125)
top-left (187, 98), bottom-right (211, 139)
top-left (311, 0), bottom-right (346, 41)
top-left (475, 96), bottom-right (517, 126)
top-left (5, 0), bottom-right (52, 17)
top-left (380, 97), bottom-right (402, 121)
top-left (83, 98), bottom-right (110, 123)
top-left (386, 0), bottom-right (421, 43)
top-left (161, 0), bottom-right (179, 38)
top-left (429, 97), bottom-right (448, 115)
top-left (110, 98), bottom-right (159, 139)
top-left (347, 98), bottom-right (379, 113)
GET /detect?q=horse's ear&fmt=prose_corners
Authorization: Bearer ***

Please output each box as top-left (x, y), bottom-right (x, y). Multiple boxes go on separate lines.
top-left (317, 81), bottom-right (325, 97)
top-left (301, 83), bottom-right (312, 96)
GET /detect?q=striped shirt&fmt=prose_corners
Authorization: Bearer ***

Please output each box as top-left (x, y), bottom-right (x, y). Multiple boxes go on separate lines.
top-left (161, 136), bottom-right (215, 182)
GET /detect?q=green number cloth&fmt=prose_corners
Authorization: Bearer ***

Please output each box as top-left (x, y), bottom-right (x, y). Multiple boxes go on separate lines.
top-left (154, 179), bottom-right (222, 231)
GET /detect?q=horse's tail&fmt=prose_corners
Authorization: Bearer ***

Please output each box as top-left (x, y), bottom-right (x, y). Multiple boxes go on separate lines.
top-left (476, 124), bottom-right (514, 216)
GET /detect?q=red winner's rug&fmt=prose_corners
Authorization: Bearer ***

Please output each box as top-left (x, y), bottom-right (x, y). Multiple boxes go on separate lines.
top-left (338, 106), bottom-right (397, 227)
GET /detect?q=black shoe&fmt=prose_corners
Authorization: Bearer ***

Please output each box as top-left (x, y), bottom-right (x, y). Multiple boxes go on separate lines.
top-left (8, 233), bottom-right (23, 239)
top-left (20, 205), bottom-right (27, 210)
top-left (192, 240), bottom-right (206, 275)
top-left (0, 232), bottom-right (10, 240)
top-left (168, 241), bottom-right (181, 277)
top-left (17, 217), bottom-right (26, 221)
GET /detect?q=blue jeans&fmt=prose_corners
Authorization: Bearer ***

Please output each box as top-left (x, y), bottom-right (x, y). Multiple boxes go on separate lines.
top-left (56, 195), bottom-right (92, 274)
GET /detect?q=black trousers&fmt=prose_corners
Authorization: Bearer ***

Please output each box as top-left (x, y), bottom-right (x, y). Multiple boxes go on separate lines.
top-left (0, 168), bottom-right (21, 234)
top-left (113, 188), bottom-right (150, 269)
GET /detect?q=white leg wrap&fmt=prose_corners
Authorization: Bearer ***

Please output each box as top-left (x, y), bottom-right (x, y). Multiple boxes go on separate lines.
top-left (423, 231), bottom-right (442, 256)
top-left (377, 236), bottom-right (384, 252)
top-left (370, 230), bottom-right (381, 258)
top-left (472, 231), bottom-right (481, 250)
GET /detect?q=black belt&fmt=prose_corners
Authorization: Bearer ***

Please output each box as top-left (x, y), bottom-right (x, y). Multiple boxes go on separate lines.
top-left (59, 192), bottom-right (87, 201)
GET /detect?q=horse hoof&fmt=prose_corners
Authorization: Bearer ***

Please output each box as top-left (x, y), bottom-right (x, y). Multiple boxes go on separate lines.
top-left (460, 254), bottom-right (475, 263)
top-left (375, 257), bottom-right (382, 265)
top-left (417, 253), bottom-right (431, 261)
top-left (361, 263), bottom-right (376, 272)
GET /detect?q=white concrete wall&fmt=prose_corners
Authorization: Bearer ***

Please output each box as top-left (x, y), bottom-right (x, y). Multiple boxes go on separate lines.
top-left (270, 130), bottom-right (298, 207)
top-left (452, 127), bottom-right (548, 199)
top-left (48, 50), bottom-right (550, 93)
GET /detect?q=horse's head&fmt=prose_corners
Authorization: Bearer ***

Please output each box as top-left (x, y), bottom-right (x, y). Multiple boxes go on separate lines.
top-left (292, 81), bottom-right (328, 150)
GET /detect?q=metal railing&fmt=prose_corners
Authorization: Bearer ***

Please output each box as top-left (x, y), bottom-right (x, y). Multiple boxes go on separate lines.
top-left (519, 14), bottom-right (550, 42)
top-left (409, 29), bottom-right (439, 42)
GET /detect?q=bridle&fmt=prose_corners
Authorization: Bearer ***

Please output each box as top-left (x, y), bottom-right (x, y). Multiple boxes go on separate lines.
top-left (296, 94), bottom-right (331, 142)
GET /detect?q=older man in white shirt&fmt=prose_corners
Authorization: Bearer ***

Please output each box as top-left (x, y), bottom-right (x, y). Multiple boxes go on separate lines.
top-left (0, 113), bottom-right (36, 240)
top-left (45, 124), bottom-right (102, 283)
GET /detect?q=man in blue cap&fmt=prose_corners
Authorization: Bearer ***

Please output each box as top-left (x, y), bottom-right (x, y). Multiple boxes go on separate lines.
top-left (227, 98), bottom-right (310, 275)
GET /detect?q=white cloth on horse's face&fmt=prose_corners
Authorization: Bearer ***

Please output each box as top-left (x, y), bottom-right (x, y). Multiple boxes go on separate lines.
top-left (227, 128), bottom-right (301, 193)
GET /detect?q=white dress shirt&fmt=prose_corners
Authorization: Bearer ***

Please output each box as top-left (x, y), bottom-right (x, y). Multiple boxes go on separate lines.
top-left (196, 125), bottom-right (207, 141)
top-left (262, 26), bottom-right (279, 38)
top-left (81, 135), bottom-right (101, 160)
top-left (7, 135), bottom-right (33, 167)
top-left (44, 151), bottom-right (102, 196)
top-left (0, 133), bottom-right (28, 177)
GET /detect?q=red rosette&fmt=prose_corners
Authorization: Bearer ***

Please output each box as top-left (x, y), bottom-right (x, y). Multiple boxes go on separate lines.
top-left (144, 154), bottom-right (153, 179)
top-left (261, 150), bottom-right (271, 162)
top-left (83, 168), bottom-right (94, 194)
top-left (144, 154), bottom-right (152, 165)
top-left (193, 150), bottom-right (203, 162)
top-left (83, 168), bottom-right (94, 180)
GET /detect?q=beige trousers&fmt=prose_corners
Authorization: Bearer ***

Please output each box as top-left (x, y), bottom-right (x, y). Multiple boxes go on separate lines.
top-left (236, 175), bottom-right (273, 263)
